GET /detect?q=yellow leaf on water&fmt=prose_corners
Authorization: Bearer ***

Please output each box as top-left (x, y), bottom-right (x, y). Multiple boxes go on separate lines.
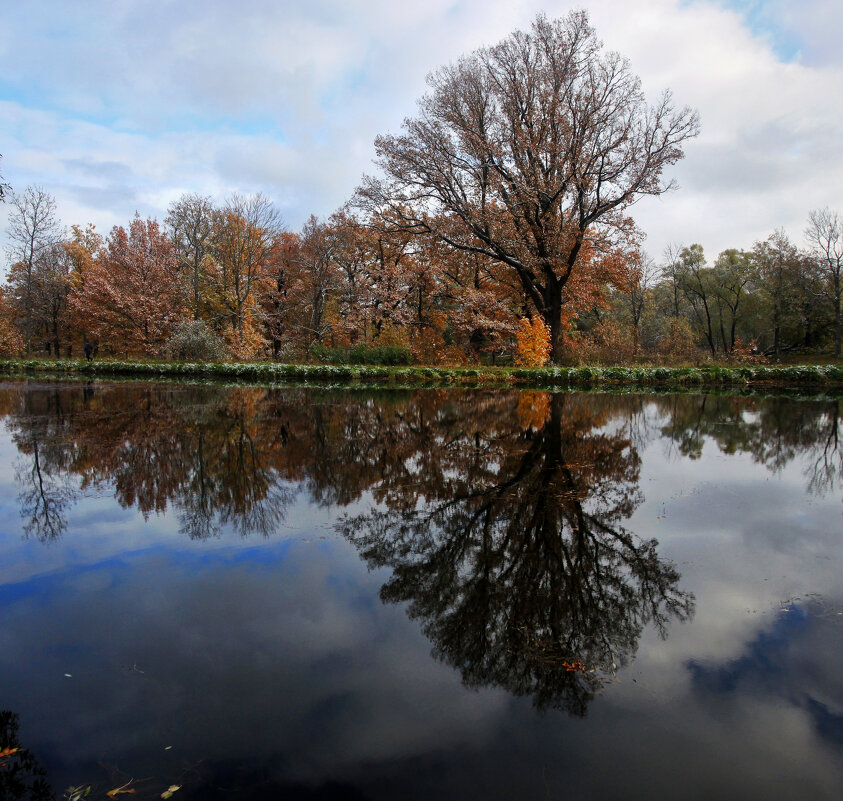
top-left (161, 786), bottom-right (181, 799)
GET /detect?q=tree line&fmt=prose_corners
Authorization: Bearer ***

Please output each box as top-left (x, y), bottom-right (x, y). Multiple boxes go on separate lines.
top-left (1, 11), bottom-right (840, 364)
top-left (1, 182), bottom-right (839, 364)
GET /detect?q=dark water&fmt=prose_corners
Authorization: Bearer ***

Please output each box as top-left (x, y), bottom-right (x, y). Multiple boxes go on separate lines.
top-left (0, 381), bottom-right (841, 800)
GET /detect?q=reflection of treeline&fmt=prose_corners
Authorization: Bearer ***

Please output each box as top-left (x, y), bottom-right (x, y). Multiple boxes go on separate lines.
top-left (3, 384), bottom-right (701, 714)
top-left (0, 710), bottom-right (53, 801)
top-left (650, 394), bottom-right (842, 494)
top-left (3, 387), bottom-right (841, 544)
top-left (3, 384), bottom-right (840, 715)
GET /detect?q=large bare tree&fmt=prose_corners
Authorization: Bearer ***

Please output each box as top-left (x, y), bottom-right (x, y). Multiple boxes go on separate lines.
top-left (805, 208), bottom-right (843, 358)
top-left (360, 10), bottom-right (699, 361)
top-left (5, 186), bottom-right (62, 355)
top-left (166, 193), bottom-right (215, 322)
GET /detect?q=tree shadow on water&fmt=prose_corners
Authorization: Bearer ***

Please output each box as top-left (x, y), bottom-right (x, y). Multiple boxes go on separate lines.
top-left (339, 393), bottom-right (695, 714)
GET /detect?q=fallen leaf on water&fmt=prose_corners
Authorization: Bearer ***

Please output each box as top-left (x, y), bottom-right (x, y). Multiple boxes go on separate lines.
top-left (107, 781), bottom-right (135, 798)
top-left (64, 786), bottom-right (91, 801)
top-left (161, 785), bottom-right (181, 799)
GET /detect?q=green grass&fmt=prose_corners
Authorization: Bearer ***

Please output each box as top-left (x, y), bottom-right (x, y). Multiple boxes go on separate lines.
top-left (2, 358), bottom-right (843, 388)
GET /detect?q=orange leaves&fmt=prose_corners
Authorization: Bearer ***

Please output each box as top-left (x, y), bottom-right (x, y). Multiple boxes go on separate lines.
top-left (514, 316), bottom-right (551, 367)
top-left (516, 391), bottom-right (550, 430)
top-left (68, 215), bottom-right (186, 357)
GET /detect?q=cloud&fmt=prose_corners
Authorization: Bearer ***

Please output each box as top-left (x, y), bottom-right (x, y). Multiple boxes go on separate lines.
top-left (1, 0), bottom-right (841, 266)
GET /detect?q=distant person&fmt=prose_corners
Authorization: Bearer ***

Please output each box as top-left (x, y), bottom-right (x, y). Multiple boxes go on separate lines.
top-left (84, 342), bottom-right (93, 361)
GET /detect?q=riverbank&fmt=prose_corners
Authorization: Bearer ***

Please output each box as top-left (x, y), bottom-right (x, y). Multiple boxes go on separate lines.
top-left (2, 358), bottom-right (843, 388)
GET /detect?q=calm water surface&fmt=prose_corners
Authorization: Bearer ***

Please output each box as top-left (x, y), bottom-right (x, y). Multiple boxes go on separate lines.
top-left (0, 381), bottom-right (841, 800)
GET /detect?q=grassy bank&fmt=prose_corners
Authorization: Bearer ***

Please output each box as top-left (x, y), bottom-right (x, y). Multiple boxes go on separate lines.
top-left (2, 358), bottom-right (843, 388)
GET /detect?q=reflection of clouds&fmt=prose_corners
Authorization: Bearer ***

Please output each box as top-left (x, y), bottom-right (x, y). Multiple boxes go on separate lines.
top-left (0, 385), bottom-right (842, 798)
top-left (0, 542), bottom-right (508, 787)
top-left (687, 599), bottom-right (843, 752)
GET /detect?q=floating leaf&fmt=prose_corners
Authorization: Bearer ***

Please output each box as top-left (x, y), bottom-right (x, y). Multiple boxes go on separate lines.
top-left (107, 781), bottom-right (135, 798)
top-left (161, 785), bottom-right (181, 799)
top-left (64, 786), bottom-right (91, 801)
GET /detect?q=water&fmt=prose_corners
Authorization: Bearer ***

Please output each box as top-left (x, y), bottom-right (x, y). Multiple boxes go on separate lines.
top-left (0, 380), bottom-right (841, 800)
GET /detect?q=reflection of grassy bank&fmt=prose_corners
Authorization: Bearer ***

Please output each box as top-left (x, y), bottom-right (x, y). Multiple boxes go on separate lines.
top-left (2, 358), bottom-right (843, 388)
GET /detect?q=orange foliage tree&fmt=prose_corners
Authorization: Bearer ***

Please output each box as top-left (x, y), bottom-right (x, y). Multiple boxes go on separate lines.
top-left (207, 194), bottom-right (282, 358)
top-left (515, 316), bottom-right (551, 367)
top-left (69, 215), bottom-right (185, 357)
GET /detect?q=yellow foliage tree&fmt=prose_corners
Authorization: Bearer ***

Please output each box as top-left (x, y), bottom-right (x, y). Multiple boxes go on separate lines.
top-left (514, 316), bottom-right (551, 367)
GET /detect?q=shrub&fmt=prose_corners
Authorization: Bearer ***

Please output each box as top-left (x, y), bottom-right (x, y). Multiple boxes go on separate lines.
top-left (310, 343), bottom-right (413, 365)
top-left (165, 321), bottom-right (226, 362)
top-left (658, 318), bottom-right (700, 363)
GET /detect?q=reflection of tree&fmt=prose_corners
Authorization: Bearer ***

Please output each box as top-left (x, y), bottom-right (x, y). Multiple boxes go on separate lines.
top-left (0, 711), bottom-right (53, 801)
top-left (339, 394), bottom-right (695, 714)
top-left (10, 388), bottom-right (81, 542)
top-left (14, 441), bottom-right (75, 542)
top-left (655, 394), bottom-right (843, 497)
top-left (4, 384), bottom-right (307, 540)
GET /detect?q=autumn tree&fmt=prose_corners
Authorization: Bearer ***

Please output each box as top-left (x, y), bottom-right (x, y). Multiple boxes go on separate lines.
top-left (166, 193), bottom-right (215, 322)
top-left (805, 208), bottom-right (843, 358)
top-left (710, 248), bottom-right (756, 352)
top-left (360, 10), bottom-right (699, 362)
top-left (63, 224), bottom-right (105, 353)
top-left (208, 193), bottom-right (283, 357)
top-left (293, 215), bottom-right (342, 347)
top-left (608, 250), bottom-right (659, 351)
top-left (69, 215), bottom-right (185, 356)
top-left (28, 241), bottom-right (73, 357)
top-left (0, 287), bottom-right (23, 355)
top-left (676, 244), bottom-right (716, 355)
top-left (5, 186), bottom-right (62, 355)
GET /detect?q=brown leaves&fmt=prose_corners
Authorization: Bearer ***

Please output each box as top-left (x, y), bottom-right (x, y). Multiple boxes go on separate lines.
top-left (106, 780), bottom-right (135, 797)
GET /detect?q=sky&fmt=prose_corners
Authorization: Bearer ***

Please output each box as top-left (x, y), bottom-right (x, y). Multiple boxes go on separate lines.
top-left (1, 0), bottom-right (841, 268)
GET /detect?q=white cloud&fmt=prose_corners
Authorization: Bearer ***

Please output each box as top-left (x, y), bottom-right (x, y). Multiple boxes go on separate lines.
top-left (1, 0), bottom-right (841, 267)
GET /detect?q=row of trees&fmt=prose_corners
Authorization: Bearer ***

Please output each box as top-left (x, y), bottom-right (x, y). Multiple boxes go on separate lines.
top-left (592, 217), bottom-right (843, 362)
top-left (1, 11), bottom-right (840, 363)
top-left (1, 182), bottom-right (839, 363)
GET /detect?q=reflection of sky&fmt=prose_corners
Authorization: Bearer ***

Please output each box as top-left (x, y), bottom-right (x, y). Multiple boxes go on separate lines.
top-left (1, 390), bottom-right (842, 800)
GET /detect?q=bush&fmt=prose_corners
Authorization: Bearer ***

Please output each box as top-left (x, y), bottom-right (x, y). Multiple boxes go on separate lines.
top-left (309, 343), bottom-right (413, 365)
top-left (165, 321), bottom-right (227, 362)
top-left (657, 318), bottom-right (700, 363)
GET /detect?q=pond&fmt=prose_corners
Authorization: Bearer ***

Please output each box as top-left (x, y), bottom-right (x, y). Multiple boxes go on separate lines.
top-left (0, 381), bottom-right (841, 800)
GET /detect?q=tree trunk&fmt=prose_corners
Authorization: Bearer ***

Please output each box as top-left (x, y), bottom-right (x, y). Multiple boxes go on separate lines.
top-left (544, 287), bottom-right (564, 364)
